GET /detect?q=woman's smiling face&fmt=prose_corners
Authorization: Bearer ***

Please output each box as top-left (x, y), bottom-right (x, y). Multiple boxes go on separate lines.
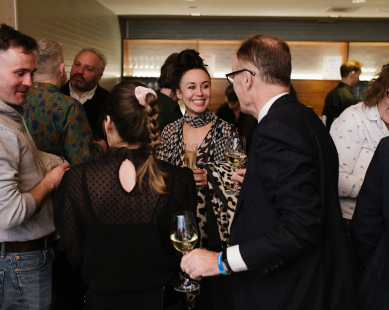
top-left (176, 69), bottom-right (211, 118)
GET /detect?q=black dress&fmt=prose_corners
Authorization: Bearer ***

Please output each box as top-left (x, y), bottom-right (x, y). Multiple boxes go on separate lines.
top-left (54, 147), bottom-right (197, 310)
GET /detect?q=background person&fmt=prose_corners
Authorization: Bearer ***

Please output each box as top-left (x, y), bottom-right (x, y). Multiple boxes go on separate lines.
top-left (157, 52), bottom-right (183, 132)
top-left (217, 85), bottom-right (257, 152)
top-left (25, 38), bottom-right (105, 166)
top-left (330, 63), bottom-right (389, 279)
top-left (180, 34), bottom-right (359, 310)
top-left (54, 82), bottom-right (197, 310)
top-left (0, 23), bottom-right (67, 309)
top-left (322, 59), bottom-right (363, 130)
top-left (61, 47), bottom-right (109, 137)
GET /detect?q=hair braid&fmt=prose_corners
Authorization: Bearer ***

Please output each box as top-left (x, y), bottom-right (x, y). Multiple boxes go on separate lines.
top-left (136, 92), bottom-right (167, 194)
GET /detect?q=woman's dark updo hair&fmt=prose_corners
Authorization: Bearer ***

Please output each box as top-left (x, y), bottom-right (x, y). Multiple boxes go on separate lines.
top-left (173, 49), bottom-right (210, 93)
top-left (103, 81), bottom-right (166, 194)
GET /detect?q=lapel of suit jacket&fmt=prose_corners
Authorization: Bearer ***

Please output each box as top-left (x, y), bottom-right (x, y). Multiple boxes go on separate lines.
top-left (231, 93), bottom-right (297, 225)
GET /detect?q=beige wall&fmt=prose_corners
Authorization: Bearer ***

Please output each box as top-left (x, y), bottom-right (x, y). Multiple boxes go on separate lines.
top-left (0, 0), bottom-right (17, 29)
top-left (17, 0), bottom-right (121, 91)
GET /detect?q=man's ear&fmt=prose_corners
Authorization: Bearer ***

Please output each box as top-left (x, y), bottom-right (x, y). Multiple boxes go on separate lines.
top-left (59, 63), bottom-right (65, 76)
top-left (243, 70), bottom-right (254, 91)
top-left (96, 73), bottom-right (103, 83)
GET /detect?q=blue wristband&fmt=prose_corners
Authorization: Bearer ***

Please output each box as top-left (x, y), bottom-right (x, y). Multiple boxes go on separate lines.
top-left (218, 252), bottom-right (230, 275)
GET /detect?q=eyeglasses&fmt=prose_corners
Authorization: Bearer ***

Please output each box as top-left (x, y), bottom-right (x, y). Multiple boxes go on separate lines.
top-left (225, 69), bottom-right (256, 84)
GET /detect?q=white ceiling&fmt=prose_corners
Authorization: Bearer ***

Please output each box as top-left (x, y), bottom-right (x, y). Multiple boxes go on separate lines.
top-left (96, 0), bottom-right (389, 18)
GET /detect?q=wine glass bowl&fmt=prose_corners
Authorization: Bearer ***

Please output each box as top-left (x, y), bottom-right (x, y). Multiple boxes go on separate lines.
top-left (170, 211), bottom-right (200, 292)
top-left (225, 136), bottom-right (246, 196)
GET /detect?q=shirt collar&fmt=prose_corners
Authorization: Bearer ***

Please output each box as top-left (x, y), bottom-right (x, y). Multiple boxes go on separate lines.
top-left (32, 82), bottom-right (60, 93)
top-left (69, 82), bottom-right (97, 104)
top-left (338, 82), bottom-right (355, 95)
top-left (363, 103), bottom-right (388, 131)
top-left (257, 93), bottom-right (288, 123)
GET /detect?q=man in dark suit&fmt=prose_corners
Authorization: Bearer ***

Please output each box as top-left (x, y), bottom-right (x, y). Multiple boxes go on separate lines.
top-left (181, 34), bottom-right (359, 310)
top-left (61, 48), bottom-right (109, 137)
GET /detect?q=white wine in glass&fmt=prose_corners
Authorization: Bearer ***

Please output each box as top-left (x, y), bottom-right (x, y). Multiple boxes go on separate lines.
top-left (171, 233), bottom-right (198, 253)
top-left (184, 143), bottom-right (197, 170)
top-left (225, 151), bottom-right (247, 168)
top-left (170, 211), bottom-right (200, 292)
top-left (225, 136), bottom-right (246, 196)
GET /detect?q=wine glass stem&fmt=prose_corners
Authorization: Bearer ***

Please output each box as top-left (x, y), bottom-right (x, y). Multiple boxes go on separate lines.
top-left (233, 168), bottom-right (238, 190)
top-left (182, 252), bottom-right (191, 284)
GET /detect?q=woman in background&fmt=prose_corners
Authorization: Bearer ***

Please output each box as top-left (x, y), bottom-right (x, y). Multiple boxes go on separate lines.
top-left (54, 81), bottom-right (197, 310)
top-left (330, 64), bottom-right (389, 278)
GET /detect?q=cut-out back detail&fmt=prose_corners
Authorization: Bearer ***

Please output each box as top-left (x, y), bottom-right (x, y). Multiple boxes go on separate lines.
top-left (119, 159), bottom-right (136, 193)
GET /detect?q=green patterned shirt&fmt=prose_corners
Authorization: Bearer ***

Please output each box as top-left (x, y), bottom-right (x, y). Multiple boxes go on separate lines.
top-left (25, 82), bottom-right (102, 166)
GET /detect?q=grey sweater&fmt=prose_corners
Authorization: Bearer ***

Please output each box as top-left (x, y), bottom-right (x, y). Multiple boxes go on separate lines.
top-left (0, 100), bottom-right (54, 242)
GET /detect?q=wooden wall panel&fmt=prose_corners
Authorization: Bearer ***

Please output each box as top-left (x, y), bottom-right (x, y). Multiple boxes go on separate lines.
top-left (209, 78), bottom-right (230, 113)
top-left (292, 80), bottom-right (339, 116)
top-left (209, 79), bottom-right (339, 116)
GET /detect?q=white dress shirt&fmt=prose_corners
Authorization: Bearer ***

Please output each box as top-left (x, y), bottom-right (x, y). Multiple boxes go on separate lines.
top-left (330, 102), bottom-right (389, 220)
top-left (69, 82), bottom-right (97, 104)
top-left (227, 92), bottom-right (288, 272)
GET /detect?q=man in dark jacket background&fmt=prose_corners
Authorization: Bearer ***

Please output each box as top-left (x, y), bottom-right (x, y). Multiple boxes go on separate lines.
top-left (322, 59), bottom-right (362, 130)
top-left (61, 47), bottom-right (109, 137)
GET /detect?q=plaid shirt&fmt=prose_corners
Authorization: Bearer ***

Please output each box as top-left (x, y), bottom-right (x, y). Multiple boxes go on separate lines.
top-left (25, 82), bottom-right (102, 166)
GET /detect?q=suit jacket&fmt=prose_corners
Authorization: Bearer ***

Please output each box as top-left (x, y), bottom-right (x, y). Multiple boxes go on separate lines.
top-left (352, 137), bottom-right (389, 310)
top-left (61, 81), bottom-right (109, 137)
top-left (230, 94), bottom-right (359, 310)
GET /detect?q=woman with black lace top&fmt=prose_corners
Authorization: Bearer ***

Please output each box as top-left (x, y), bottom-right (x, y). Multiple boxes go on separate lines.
top-left (53, 81), bottom-right (197, 310)
top-left (156, 50), bottom-right (237, 310)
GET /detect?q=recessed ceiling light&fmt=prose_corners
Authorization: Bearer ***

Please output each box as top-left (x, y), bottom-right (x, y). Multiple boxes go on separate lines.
top-left (329, 15), bottom-right (340, 17)
top-left (352, 0), bottom-right (366, 3)
top-left (191, 13), bottom-right (201, 16)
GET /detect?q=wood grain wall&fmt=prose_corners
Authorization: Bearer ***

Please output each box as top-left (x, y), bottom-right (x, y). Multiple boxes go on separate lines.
top-left (209, 78), bottom-right (339, 116)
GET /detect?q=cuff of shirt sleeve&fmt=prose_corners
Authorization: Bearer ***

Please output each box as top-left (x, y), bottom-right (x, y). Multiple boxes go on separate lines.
top-left (227, 244), bottom-right (248, 272)
top-left (22, 193), bottom-right (37, 219)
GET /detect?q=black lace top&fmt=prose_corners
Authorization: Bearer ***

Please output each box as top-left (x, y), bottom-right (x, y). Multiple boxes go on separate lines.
top-left (53, 148), bottom-right (197, 303)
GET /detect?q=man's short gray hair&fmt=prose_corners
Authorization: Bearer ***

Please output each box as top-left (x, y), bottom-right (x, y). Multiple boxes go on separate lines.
top-left (75, 47), bottom-right (107, 75)
top-left (35, 38), bottom-right (63, 80)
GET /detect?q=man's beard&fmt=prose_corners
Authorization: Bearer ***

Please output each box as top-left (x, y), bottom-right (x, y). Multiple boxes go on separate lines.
top-left (70, 73), bottom-right (98, 92)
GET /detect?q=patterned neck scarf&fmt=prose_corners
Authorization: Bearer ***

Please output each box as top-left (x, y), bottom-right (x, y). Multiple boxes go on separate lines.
top-left (183, 109), bottom-right (215, 128)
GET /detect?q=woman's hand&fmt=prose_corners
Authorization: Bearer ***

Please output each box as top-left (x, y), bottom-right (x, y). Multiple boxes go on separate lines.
top-left (232, 168), bottom-right (246, 188)
top-left (193, 167), bottom-right (207, 186)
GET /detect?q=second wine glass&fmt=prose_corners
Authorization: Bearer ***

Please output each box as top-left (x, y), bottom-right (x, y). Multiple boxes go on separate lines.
top-left (225, 136), bottom-right (246, 196)
top-left (170, 211), bottom-right (200, 292)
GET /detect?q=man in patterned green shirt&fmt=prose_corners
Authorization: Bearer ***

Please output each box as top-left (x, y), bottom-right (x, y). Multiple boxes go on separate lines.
top-left (25, 38), bottom-right (105, 166)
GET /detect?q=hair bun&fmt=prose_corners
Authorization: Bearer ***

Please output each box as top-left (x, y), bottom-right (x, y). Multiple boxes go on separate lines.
top-left (177, 49), bottom-right (205, 71)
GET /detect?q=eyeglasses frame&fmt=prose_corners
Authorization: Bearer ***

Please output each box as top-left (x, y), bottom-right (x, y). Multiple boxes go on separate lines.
top-left (225, 69), bottom-right (256, 84)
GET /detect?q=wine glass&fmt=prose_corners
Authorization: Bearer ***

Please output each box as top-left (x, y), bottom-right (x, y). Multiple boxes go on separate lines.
top-left (225, 136), bottom-right (246, 196)
top-left (184, 143), bottom-right (198, 170)
top-left (170, 211), bottom-right (200, 292)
